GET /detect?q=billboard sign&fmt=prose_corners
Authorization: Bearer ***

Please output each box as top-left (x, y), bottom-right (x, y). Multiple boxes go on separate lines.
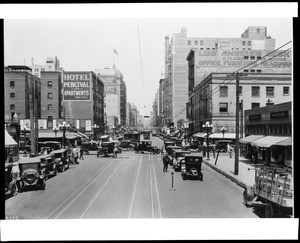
top-left (63, 72), bottom-right (91, 101)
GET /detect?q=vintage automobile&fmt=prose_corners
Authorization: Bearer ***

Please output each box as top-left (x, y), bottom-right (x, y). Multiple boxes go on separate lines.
top-left (38, 153), bottom-right (58, 180)
top-left (18, 157), bottom-right (46, 191)
top-left (135, 140), bottom-right (160, 154)
top-left (164, 140), bottom-right (175, 149)
top-left (111, 140), bottom-right (122, 153)
top-left (165, 145), bottom-right (182, 156)
top-left (81, 141), bottom-right (99, 155)
top-left (50, 149), bottom-right (70, 172)
top-left (181, 153), bottom-right (203, 181)
top-left (5, 162), bottom-right (19, 196)
top-left (173, 150), bottom-right (191, 172)
top-left (97, 141), bottom-right (116, 158)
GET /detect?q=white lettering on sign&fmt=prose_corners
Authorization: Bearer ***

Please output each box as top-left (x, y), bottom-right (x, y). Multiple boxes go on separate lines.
top-left (63, 82), bottom-right (90, 88)
top-left (64, 74), bottom-right (89, 81)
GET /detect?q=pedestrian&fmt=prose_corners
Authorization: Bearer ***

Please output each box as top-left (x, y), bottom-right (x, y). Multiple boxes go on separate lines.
top-left (79, 147), bottom-right (84, 160)
top-left (9, 152), bottom-right (13, 163)
top-left (113, 145), bottom-right (118, 158)
top-left (163, 154), bottom-right (170, 172)
top-left (228, 144), bottom-right (233, 158)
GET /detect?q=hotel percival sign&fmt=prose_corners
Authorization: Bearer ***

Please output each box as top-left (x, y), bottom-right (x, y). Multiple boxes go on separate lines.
top-left (63, 72), bottom-right (91, 101)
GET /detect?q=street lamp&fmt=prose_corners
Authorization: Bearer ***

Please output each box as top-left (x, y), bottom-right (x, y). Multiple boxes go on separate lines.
top-left (202, 121), bottom-right (213, 160)
top-left (93, 124), bottom-right (99, 140)
top-left (59, 121), bottom-right (70, 148)
top-left (221, 127), bottom-right (227, 139)
top-left (53, 126), bottom-right (59, 141)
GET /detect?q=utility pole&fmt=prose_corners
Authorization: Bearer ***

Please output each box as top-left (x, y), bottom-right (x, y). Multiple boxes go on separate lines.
top-left (234, 72), bottom-right (240, 175)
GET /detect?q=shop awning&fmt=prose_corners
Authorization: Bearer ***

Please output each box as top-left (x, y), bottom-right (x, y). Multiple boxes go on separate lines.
top-left (39, 132), bottom-right (63, 138)
top-left (274, 137), bottom-right (292, 146)
top-left (76, 132), bottom-right (89, 139)
top-left (251, 136), bottom-right (290, 148)
top-left (193, 133), bottom-right (206, 138)
top-left (100, 135), bottom-right (110, 139)
top-left (5, 130), bottom-right (17, 146)
top-left (209, 133), bottom-right (237, 139)
top-left (65, 132), bottom-right (82, 140)
top-left (240, 135), bottom-right (265, 144)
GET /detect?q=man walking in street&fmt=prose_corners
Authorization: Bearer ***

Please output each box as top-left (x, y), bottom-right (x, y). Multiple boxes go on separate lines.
top-left (79, 146), bottom-right (84, 160)
top-left (163, 153), bottom-right (170, 172)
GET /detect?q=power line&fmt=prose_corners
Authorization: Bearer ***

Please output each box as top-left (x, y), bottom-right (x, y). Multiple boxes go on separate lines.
top-left (137, 20), bottom-right (146, 111)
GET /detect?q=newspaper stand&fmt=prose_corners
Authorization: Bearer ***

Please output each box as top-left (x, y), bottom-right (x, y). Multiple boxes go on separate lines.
top-left (243, 166), bottom-right (293, 218)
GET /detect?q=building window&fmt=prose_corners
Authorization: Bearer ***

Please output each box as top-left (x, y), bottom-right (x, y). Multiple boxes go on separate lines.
top-left (219, 103), bottom-right (228, 113)
top-left (10, 104), bottom-right (15, 110)
top-left (256, 69), bottom-right (262, 73)
top-left (10, 92), bottom-right (15, 98)
top-left (242, 41), bottom-right (246, 45)
top-left (266, 86), bottom-right (274, 97)
top-left (283, 86), bottom-right (289, 95)
top-left (47, 93), bottom-right (53, 99)
top-left (244, 69), bottom-right (249, 72)
top-left (47, 104), bottom-right (52, 110)
top-left (219, 86), bottom-right (228, 97)
top-left (251, 103), bottom-right (260, 109)
top-left (239, 86), bottom-right (243, 95)
top-left (207, 48), bottom-right (210, 50)
top-left (252, 86), bottom-right (260, 97)
top-left (257, 28), bottom-right (260, 34)
top-left (47, 116), bottom-right (53, 122)
top-left (250, 69), bottom-right (255, 73)
top-left (244, 56), bottom-right (249, 60)
top-left (257, 56), bottom-right (261, 60)
top-left (200, 41), bottom-right (203, 45)
top-left (195, 41), bottom-right (198, 45)
top-left (187, 40), bottom-right (191, 45)
top-left (248, 41), bottom-right (251, 45)
top-left (10, 81), bottom-right (15, 87)
top-left (47, 81), bottom-right (52, 88)
top-left (250, 56), bottom-right (255, 60)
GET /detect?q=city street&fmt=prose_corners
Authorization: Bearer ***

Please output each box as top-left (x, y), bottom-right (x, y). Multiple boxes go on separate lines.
top-left (5, 137), bottom-right (260, 219)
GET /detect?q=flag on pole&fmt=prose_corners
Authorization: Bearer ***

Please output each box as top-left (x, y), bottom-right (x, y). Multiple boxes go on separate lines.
top-left (114, 49), bottom-right (119, 55)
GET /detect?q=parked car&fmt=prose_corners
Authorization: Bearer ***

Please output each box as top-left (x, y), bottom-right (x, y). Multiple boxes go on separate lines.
top-left (38, 153), bottom-right (58, 180)
top-left (173, 150), bottom-right (191, 172)
top-left (181, 153), bottom-right (203, 181)
top-left (5, 162), bottom-right (18, 196)
top-left (165, 145), bottom-right (182, 156)
top-left (18, 157), bottom-right (46, 191)
top-left (81, 142), bottom-right (99, 155)
top-left (50, 149), bottom-right (70, 172)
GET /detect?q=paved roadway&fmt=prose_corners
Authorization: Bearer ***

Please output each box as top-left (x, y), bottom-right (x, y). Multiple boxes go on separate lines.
top-left (5, 137), bottom-right (262, 219)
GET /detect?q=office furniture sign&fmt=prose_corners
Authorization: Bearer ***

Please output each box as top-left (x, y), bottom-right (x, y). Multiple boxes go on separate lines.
top-left (63, 72), bottom-right (91, 100)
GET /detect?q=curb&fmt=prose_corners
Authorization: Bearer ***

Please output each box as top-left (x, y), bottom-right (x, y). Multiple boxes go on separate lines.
top-left (203, 159), bottom-right (249, 189)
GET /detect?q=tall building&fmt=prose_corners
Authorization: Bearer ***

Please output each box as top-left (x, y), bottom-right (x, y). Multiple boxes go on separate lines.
top-left (163, 26), bottom-right (277, 128)
top-left (95, 66), bottom-right (127, 130)
top-left (62, 71), bottom-right (105, 137)
top-left (30, 56), bottom-right (63, 78)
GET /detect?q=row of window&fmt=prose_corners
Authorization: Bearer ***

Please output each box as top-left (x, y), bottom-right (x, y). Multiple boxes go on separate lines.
top-left (9, 92), bottom-right (54, 99)
top-left (9, 104), bottom-right (53, 111)
top-left (9, 81), bottom-right (53, 88)
top-left (219, 86), bottom-right (289, 97)
top-left (246, 124), bottom-right (291, 136)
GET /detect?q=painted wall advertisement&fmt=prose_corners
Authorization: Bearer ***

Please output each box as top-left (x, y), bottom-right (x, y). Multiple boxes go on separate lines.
top-left (102, 77), bottom-right (117, 94)
top-left (63, 72), bottom-right (91, 101)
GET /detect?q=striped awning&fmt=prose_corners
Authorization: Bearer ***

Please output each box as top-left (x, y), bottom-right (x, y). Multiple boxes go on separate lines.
top-left (209, 133), bottom-right (237, 139)
top-left (193, 133), bottom-right (206, 138)
top-left (240, 135), bottom-right (265, 144)
top-left (251, 136), bottom-right (290, 148)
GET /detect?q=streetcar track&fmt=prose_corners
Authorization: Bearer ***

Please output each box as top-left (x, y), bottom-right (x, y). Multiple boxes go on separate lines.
top-left (79, 159), bottom-right (124, 218)
top-left (151, 153), bottom-right (163, 218)
top-left (128, 154), bottom-right (143, 218)
top-left (149, 154), bottom-right (155, 218)
top-left (46, 158), bottom-right (115, 219)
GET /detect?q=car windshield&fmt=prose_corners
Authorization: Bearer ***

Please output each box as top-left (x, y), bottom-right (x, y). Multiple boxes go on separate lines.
top-left (21, 163), bottom-right (38, 171)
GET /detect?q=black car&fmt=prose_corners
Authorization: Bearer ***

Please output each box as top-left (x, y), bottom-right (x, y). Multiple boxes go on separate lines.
top-left (135, 140), bottom-right (160, 154)
top-left (18, 157), bottom-right (46, 191)
top-left (38, 153), bottom-right (58, 180)
top-left (81, 142), bottom-right (99, 155)
top-left (173, 150), bottom-right (191, 172)
top-left (181, 153), bottom-right (203, 181)
top-left (97, 142), bottom-right (116, 157)
top-left (50, 149), bottom-right (70, 172)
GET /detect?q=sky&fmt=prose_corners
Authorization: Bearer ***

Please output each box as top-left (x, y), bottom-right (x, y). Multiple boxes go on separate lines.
top-left (3, 3), bottom-right (297, 117)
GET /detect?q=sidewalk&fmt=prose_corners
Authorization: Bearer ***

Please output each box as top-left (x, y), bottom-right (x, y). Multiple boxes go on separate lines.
top-left (202, 153), bottom-right (263, 189)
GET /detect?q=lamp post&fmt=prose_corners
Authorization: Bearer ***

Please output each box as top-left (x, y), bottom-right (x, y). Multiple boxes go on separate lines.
top-left (59, 121), bottom-right (70, 148)
top-left (93, 124), bottom-right (99, 140)
top-left (202, 121), bottom-right (213, 160)
top-left (53, 126), bottom-right (59, 141)
top-left (221, 127), bottom-right (227, 139)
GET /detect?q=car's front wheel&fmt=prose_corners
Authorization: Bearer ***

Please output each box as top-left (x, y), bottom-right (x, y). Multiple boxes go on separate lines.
top-left (10, 183), bottom-right (18, 196)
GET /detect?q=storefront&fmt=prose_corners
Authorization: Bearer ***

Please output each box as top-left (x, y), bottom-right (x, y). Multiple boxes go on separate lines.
top-left (5, 130), bottom-right (19, 162)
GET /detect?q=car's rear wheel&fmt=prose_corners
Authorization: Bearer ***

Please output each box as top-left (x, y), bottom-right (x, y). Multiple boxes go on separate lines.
top-left (60, 164), bottom-right (65, 172)
top-left (11, 183), bottom-right (18, 196)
